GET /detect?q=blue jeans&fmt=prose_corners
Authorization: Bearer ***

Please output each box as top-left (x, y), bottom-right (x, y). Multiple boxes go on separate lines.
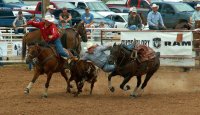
top-left (128, 25), bottom-right (138, 30)
top-left (102, 63), bottom-right (116, 72)
top-left (50, 39), bottom-right (69, 57)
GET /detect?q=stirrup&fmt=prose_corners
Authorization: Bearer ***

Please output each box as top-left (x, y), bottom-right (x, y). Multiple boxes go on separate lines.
top-left (61, 56), bottom-right (68, 60)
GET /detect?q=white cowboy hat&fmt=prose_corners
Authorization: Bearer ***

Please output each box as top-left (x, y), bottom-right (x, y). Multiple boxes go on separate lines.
top-left (131, 7), bottom-right (137, 13)
top-left (86, 42), bottom-right (95, 49)
top-left (151, 4), bottom-right (159, 8)
top-left (44, 15), bottom-right (55, 23)
top-left (195, 4), bottom-right (200, 8)
top-left (46, 5), bottom-right (56, 10)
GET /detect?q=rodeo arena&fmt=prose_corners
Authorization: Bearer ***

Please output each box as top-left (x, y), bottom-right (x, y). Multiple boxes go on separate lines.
top-left (2, 0), bottom-right (200, 114)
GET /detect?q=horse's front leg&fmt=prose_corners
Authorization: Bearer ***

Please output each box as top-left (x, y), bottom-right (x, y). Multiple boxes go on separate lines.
top-left (42, 73), bottom-right (53, 98)
top-left (108, 71), bottom-right (117, 92)
top-left (119, 75), bottom-right (132, 91)
top-left (24, 71), bottom-right (40, 94)
top-left (60, 69), bottom-right (72, 92)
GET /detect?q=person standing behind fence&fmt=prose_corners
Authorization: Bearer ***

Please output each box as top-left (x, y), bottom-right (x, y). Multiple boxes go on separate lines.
top-left (13, 10), bottom-right (27, 34)
top-left (147, 4), bottom-right (166, 30)
top-left (128, 7), bottom-right (142, 30)
top-left (191, 4), bottom-right (200, 29)
top-left (59, 7), bottom-right (72, 29)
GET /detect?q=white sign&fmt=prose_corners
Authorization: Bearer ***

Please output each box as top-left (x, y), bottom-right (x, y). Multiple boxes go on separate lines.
top-left (121, 31), bottom-right (195, 67)
top-left (121, 32), bottom-right (193, 56)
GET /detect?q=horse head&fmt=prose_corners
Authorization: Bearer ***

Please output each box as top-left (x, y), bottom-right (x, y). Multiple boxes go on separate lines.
top-left (109, 43), bottom-right (135, 66)
top-left (26, 43), bottom-right (41, 64)
top-left (74, 22), bottom-right (88, 42)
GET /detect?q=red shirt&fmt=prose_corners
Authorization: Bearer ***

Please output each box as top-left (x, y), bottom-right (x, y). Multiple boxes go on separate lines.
top-left (27, 20), bottom-right (60, 42)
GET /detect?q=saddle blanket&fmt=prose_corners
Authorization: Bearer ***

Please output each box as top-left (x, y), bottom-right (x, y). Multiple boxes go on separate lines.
top-left (136, 45), bottom-right (156, 62)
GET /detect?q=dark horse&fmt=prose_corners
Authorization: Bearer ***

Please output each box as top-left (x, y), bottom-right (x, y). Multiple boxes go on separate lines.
top-left (108, 43), bottom-right (160, 97)
top-left (22, 22), bottom-right (87, 60)
top-left (24, 42), bottom-right (74, 98)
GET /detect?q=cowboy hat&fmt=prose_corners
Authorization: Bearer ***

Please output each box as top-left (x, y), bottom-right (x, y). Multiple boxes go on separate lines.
top-left (151, 4), bottom-right (159, 8)
top-left (86, 42), bottom-right (95, 49)
top-left (195, 4), bottom-right (200, 8)
top-left (46, 5), bottom-right (56, 10)
top-left (131, 7), bottom-right (137, 13)
top-left (44, 15), bottom-right (55, 23)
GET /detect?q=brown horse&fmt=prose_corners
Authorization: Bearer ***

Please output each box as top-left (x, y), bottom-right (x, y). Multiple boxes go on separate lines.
top-left (24, 42), bottom-right (73, 98)
top-left (108, 43), bottom-right (160, 97)
top-left (22, 22), bottom-right (87, 60)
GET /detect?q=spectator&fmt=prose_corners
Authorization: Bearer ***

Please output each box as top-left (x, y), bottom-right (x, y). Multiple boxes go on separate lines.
top-left (13, 10), bottom-right (27, 34)
top-left (191, 4), bottom-right (200, 29)
top-left (81, 7), bottom-right (94, 28)
top-left (128, 7), bottom-right (142, 30)
top-left (59, 7), bottom-right (72, 29)
top-left (81, 43), bottom-right (115, 72)
top-left (147, 4), bottom-right (166, 30)
top-left (46, 5), bottom-right (55, 17)
top-left (45, 5), bottom-right (57, 24)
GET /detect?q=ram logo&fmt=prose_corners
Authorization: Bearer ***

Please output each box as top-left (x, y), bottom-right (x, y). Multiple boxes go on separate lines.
top-left (153, 38), bottom-right (161, 49)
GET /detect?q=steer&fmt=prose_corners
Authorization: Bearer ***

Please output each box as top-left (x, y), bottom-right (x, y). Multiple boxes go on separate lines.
top-left (67, 60), bottom-right (97, 97)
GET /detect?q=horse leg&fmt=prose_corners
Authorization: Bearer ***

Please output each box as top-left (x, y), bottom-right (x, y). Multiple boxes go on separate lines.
top-left (108, 71), bottom-right (117, 92)
top-left (42, 73), bottom-right (53, 98)
top-left (24, 71), bottom-right (40, 94)
top-left (130, 75), bottom-right (142, 97)
top-left (119, 75), bottom-right (132, 91)
top-left (60, 70), bottom-right (71, 92)
top-left (137, 73), bottom-right (154, 97)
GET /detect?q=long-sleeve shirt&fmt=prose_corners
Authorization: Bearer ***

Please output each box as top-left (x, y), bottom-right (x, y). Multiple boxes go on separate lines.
top-left (27, 20), bottom-right (60, 42)
top-left (191, 11), bottom-right (200, 25)
top-left (147, 11), bottom-right (164, 27)
top-left (81, 45), bottom-right (111, 68)
top-left (128, 14), bottom-right (142, 29)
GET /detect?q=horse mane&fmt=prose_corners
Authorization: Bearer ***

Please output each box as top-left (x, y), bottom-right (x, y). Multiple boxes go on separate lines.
top-left (27, 41), bottom-right (50, 48)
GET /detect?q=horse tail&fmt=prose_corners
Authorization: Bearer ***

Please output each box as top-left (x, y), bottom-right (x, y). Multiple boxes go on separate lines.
top-left (22, 33), bottom-right (28, 60)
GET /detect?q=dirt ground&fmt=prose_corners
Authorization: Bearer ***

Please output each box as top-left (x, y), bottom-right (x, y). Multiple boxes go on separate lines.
top-left (0, 65), bottom-right (200, 115)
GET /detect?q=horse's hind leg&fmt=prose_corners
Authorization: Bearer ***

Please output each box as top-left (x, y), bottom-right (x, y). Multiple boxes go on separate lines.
top-left (130, 75), bottom-right (142, 97)
top-left (42, 73), bottom-right (53, 98)
top-left (24, 71), bottom-right (40, 94)
top-left (137, 73), bottom-right (154, 97)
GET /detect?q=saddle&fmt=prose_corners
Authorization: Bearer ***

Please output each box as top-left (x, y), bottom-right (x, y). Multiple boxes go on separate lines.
top-left (132, 45), bottom-right (156, 63)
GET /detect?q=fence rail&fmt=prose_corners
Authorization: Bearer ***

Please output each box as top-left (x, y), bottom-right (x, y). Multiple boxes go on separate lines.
top-left (0, 27), bottom-right (200, 67)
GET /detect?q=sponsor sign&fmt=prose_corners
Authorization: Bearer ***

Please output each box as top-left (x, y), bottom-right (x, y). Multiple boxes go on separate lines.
top-left (121, 31), bottom-right (195, 66)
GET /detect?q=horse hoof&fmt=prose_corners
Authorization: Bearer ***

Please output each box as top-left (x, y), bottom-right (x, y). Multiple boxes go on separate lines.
top-left (69, 85), bottom-right (73, 88)
top-left (24, 88), bottom-right (29, 94)
top-left (109, 87), bottom-right (115, 92)
top-left (73, 93), bottom-right (79, 97)
top-left (42, 95), bottom-right (48, 98)
top-left (130, 94), bottom-right (137, 98)
top-left (126, 85), bottom-right (131, 90)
